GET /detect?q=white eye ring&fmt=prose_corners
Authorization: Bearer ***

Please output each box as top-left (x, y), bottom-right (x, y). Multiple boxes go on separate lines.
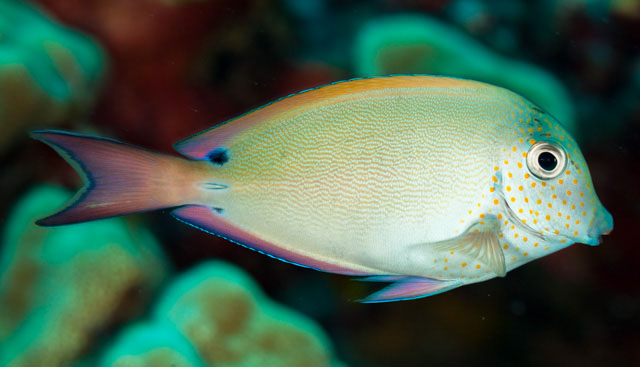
top-left (526, 142), bottom-right (566, 179)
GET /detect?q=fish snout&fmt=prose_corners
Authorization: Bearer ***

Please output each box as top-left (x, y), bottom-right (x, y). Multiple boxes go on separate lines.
top-left (586, 208), bottom-right (614, 246)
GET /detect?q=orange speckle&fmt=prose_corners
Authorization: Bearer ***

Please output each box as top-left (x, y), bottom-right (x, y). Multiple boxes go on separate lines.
top-left (574, 231), bottom-right (578, 236)
top-left (547, 203), bottom-right (552, 208)
top-left (575, 220), bottom-right (580, 225)
top-left (504, 160), bottom-right (509, 165)
top-left (518, 185), bottom-right (523, 191)
top-left (508, 172), bottom-right (513, 178)
top-left (541, 182), bottom-right (547, 187)
top-left (510, 197), bottom-right (516, 202)
top-left (567, 190), bottom-right (572, 196)
top-left (524, 197), bottom-right (529, 203)
top-left (534, 242), bottom-right (539, 247)
top-left (499, 233), bottom-right (504, 238)
top-left (518, 208), bottom-right (523, 213)
top-left (493, 199), bottom-right (499, 205)
top-left (490, 187), bottom-right (495, 192)
top-left (503, 244), bottom-right (509, 249)
top-left (573, 179), bottom-right (578, 184)
top-left (444, 258), bottom-right (448, 263)
top-left (514, 233), bottom-right (519, 238)
top-left (565, 223), bottom-right (570, 228)
top-left (554, 230), bottom-right (560, 235)
top-left (531, 182), bottom-right (537, 188)
top-left (558, 179), bottom-right (564, 184)
top-left (523, 237), bottom-right (528, 242)
top-left (571, 204), bottom-right (576, 210)
top-left (582, 211), bottom-right (587, 216)
top-left (566, 215), bottom-right (570, 220)
top-left (537, 199), bottom-right (542, 205)
top-left (444, 266), bottom-right (448, 270)
top-left (494, 166), bottom-right (499, 171)
top-left (476, 264), bottom-right (481, 269)
top-left (512, 146), bottom-right (517, 152)
top-left (517, 162), bottom-right (523, 168)
top-left (533, 219), bottom-right (538, 224)
top-left (523, 252), bottom-right (529, 256)
top-left (579, 192), bottom-right (584, 197)
top-left (562, 200), bottom-right (567, 205)
top-left (469, 210), bottom-right (472, 214)
top-left (529, 139), bottom-right (536, 144)
top-left (461, 262), bottom-right (467, 267)
top-left (497, 213), bottom-right (503, 219)
top-left (492, 176), bottom-right (498, 183)
top-left (506, 186), bottom-right (512, 192)
top-left (565, 170), bottom-right (571, 175)
top-left (545, 215), bottom-right (551, 220)
top-left (523, 152), bottom-right (528, 158)
top-left (552, 194), bottom-right (557, 199)
top-left (558, 212), bottom-right (562, 217)
top-left (512, 257), bottom-right (517, 261)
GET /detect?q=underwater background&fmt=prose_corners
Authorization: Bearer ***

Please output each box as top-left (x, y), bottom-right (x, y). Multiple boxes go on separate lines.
top-left (0, 0), bottom-right (639, 366)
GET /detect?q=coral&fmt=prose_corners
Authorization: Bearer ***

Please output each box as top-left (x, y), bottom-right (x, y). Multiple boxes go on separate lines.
top-left (353, 14), bottom-right (576, 133)
top-left (0, 186), bottom-right (167, 366)
top-left (101, 261), bottom-right (345, 367)
top-left (0, 0), bottom-right (105, 154)
top-left (100, 322), bottom-right (205, 367)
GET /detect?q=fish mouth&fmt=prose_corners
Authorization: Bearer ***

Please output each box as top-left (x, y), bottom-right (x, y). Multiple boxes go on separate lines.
top-left (584, 208), bottom-right (614, 246)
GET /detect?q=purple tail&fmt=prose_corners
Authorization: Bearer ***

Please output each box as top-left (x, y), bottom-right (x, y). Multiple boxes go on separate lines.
top-left (31, 130), bottom-right (203, 226)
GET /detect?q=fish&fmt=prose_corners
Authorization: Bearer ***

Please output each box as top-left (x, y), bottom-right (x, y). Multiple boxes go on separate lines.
top-left (31, 75), bottom-right (613, 302)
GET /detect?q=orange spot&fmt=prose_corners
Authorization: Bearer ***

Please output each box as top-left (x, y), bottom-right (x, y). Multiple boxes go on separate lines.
top-left (565, 223), bottom-right (569, 228)
top-left (573, 179), bottom-right (578, 184)
top-left (493, 199), bottom-right (499, 205)
top-left (494, 166), bottom-right (499, 171)
top-left (523, 252), bottom-right (528, 256)
top-left (506, 186), bottom-right (512, 192)
top-left (518, 208), bottom-right (523, 213)
top-left (503, 244), bottom-right (509, 249)
top-left (562, 200), bottom-right (567, 205)
top-left (567, 190), bottom-right (572, 196)
top-left (492, 176), bottom-right (498, 183)
top-left (450, 251), bottom-right (454, 255)
top-left (524, 197), bottom-right (529, 203)
top-left (537, 199), bottom-right (542, 205)
top-left (499, 233), bottom-right (504, 238)
top-left (541, 182), bottom-right (547, 187)
top-left (476, 264), bottom-right (481, 269)
top-left (531, 182), bottom-right (536, 188)
top-left (512, 146), bottom-right (516, 152)
top-left (574, 231), bottom-right (578, 236)
top-left (554, 230), bottom-right (559, 235)
top-left (510, 197), bottom-right (516, 202)
top-left (575, 220), bottom-right (580, 225)
top-left (490, 187), bottom-right (495, 192)
top-left (534, 243), bottom-right (539, 247)
top-left (498, 213), bottom-right (503, 219)
top-left (566, 170), bottom-right (571, 175)
top-left (558, 179), bottom-right (564, 184)
top-left (547, 203), bottom-right (552, 208)
top-left (529, 139), bottom-right (536, 144)
top-left (504, 160), bottom-right (509, 165)
top-left (552, 194), bottom-right (557, 199)
top-left (546, 215), bottom-right (551, 220)
top-left (523, 237), bottom-right (528, 242)
top-left (533, 219), bottom-right (538, 224)
top-left (461, 262), bottom-right (467, 267)
top-left (523, 152), bottom-right (528, 158)
top-left (444, 266), bottom-right (448, 270)
top-left (518, 185), bottom-right (523, 191)
top-left (480, 214), bottom-right (485, 218)
top-left (579, 192), bottom-right (584, 197)
top-left (517, 162), bottom-right (523, 168)
top-left (571, 204), bottom-right (576, 210)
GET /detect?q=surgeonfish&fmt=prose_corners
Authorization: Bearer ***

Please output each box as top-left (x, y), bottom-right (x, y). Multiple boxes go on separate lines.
top-left (32, 75), bottom-right (613, 302)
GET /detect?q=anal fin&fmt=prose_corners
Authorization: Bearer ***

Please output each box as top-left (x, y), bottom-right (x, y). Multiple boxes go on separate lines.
top-left (358, 276), bottom-right (461, 303)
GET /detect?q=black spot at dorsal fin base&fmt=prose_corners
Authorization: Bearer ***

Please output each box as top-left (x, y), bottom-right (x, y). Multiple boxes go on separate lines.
top-left (208, 148), bottom-right (229, 165)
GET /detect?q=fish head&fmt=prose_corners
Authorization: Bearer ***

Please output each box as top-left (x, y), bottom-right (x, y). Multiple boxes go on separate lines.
top-left (497, 108), bottom-right (613, 247)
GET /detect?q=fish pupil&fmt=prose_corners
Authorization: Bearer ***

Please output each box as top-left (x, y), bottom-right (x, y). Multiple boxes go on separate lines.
top-left (538, 152), bottom-right (557, 171)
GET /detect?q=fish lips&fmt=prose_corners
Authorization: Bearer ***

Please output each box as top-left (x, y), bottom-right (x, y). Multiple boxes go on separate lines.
top-left (584, 208), bottom-right (614, 246)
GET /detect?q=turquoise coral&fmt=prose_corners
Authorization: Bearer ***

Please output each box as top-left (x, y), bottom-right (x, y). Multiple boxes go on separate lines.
top-left (0, 186), bottom-right (167, 366)
top-left (354, 14), bottom-right (576, 132)
top-left (0, 0), bottom-right (105, 154)
top-left (102, 261), bottom-right (345, 367)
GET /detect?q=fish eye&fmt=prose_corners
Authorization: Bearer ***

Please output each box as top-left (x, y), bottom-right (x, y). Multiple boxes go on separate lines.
top-left (526, 142), bottom-right (566, 179)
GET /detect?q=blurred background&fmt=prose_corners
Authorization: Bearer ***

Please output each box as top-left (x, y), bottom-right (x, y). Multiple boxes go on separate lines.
top-left (0, 0), bottom-right (639, 366)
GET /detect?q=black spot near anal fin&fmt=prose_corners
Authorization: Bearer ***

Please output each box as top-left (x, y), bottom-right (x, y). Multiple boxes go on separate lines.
top-left (213, 207), bottom-right (224, 214)
top-left (208, 148), bottom-right (229, 165)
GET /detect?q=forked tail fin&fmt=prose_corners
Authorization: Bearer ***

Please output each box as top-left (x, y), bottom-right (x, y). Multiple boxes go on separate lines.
top-left (31, 130), bottom-right (204, 226)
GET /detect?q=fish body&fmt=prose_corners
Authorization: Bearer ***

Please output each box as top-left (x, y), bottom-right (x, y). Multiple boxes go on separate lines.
top-left (33, 75), bottom-right (613, 302)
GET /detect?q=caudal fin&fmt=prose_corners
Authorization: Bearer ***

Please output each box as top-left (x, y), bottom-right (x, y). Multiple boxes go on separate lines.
top-left (31, 130), bottom-right (203, 226)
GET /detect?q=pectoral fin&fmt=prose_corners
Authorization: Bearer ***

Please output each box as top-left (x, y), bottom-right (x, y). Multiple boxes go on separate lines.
top-left (430, 218), bottom-right (506, 277)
